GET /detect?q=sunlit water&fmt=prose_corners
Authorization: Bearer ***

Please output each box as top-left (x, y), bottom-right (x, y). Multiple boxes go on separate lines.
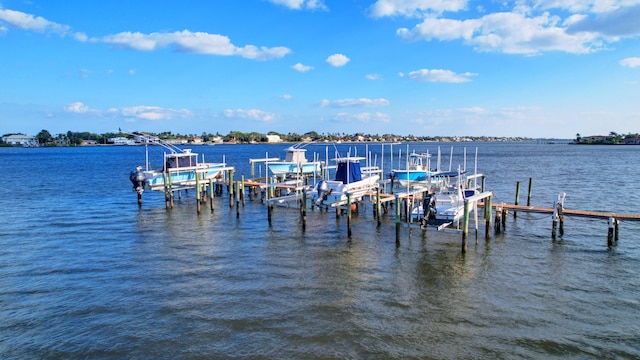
top-left (1, 142), bottom-right (639, 359)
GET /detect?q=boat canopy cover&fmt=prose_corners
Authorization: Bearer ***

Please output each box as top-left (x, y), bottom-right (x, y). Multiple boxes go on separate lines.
top-left (334, 161), bottom-right (362, 183)
top-left (284, 148), bottom-right (307, 163)
top-left (166, 154), bottom-right (197, 169)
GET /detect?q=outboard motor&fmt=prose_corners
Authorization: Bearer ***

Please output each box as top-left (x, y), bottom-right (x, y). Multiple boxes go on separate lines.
top-left (422, 194), bottom-right (436, 223)
top-left (129, 167), bottom-right (146, 195)
top-left (315, 180), bottom-right (331, 206)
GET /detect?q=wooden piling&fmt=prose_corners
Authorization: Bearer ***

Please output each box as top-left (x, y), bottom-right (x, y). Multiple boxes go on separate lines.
top-left (607, 217), bottom-right (615, 247)
top-left (395, 196), bottom-right (401, 247)
top-left (494, 206), bottom-right (502, 234)
top-left (485, 195), bottom-right (492, 239)
top-left (462, 200), bottom-right (471, 253)
top-left (347, 194), bottom-right (352, 239)
top-left (196, 172), bottom-right (201, 215)
top-left (376, 187), bottom-right (381, 227)
top-left (526, 178), bottom-right (533, 206)
top-left (163, 173), bottom-right (170, 209)
top-left (209, 179), bottom-right (215, 212)
top-left (514, 181), bottom-right (520, 219)
top-left (301, 188), bottom-right (307, 232)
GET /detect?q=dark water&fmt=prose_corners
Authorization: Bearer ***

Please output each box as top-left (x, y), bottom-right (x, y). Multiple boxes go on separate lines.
top-left (1, 142), bottom-right (639, 359)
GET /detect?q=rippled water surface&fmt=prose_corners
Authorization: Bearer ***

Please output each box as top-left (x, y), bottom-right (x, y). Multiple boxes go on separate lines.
top-left (1, 142), bottom-right (639, 359)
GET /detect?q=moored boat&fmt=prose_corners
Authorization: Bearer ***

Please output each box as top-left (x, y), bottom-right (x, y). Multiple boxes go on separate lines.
top-left (310, 156), bottom-right (379, 207)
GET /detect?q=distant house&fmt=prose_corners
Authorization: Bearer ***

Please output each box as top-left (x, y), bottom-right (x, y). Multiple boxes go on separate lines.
top-left (623, 137), bottom-right (640, 145)
top-left (267, 134), bottom-right (282, 143)
top-left (81, 139), bottom-right (97, 146)
top-left (1, 134), bottom-right (38, 146)
top-left (109, 137), bottom-right (136, 145)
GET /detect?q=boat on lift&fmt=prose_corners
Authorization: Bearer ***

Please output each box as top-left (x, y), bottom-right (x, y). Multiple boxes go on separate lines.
top-left (265, 144), bottom-right (322, 179)
top-left (310, 156), bottom-right (379, 208)
top-left (129, 133), bottom-right (233, 194)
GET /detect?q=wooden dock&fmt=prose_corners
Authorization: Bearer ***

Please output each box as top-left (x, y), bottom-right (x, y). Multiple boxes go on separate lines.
top-left (484, 203), bottom-right (640, 221)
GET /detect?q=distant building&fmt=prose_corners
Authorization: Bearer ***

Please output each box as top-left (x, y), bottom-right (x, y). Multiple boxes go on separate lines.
top-left (1, 134), bottom-right (38, 146)
top-left (267, 134), bottom-right (282, 143)
top-left (109, 137), bottom-right (136, 145)
top-left (623, 136), bottom-right (640, 145)
top-left (81, 139), bottom-right (97, 146)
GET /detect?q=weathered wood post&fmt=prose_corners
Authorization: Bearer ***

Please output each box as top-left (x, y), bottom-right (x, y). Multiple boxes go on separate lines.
top-left (485, 194), bottom-right (492, 239)
top-left (301, 187), bottom-right (307, 232)
top-left (347, 194), bottom-right (352, 239)
top-left (526, 178), bottom-right (533, 206)
top-left (196, 172), bottom-right (201, 215)
top-left (241, 176), bottom-right (245, 206)
top-left (514, 181), bottom-right (520, 219)
top-left (494, 205), bottom-right (502, 234)
top-left (615, 219), bottom-right (619, 242)
top-left (163, 173), bottom-right (170, 209)
top-left (376, 187), bottom-right (382, 227)
top-left (395, 196), bottom-right (401, 247)
top-left (228, 172), bottom-right (235, 208)
top-left (558, 202), bottom-right (564, 237)
top-left (462, 199), bottom-right (471, 253)
top-left (209, 178), bottom-right (215, 212)
top-left (607, 217), bottom-right (615, 247)
top-left (235, 181), bottom-right (240, 218)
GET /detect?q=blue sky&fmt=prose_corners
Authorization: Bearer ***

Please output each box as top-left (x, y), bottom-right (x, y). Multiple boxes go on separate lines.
top-left (1, 0), bottom-right (639, 138)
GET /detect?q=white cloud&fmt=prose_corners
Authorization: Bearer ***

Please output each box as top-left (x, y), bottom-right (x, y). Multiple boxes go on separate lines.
top-left (0, 7), bottom-right (69, 34)
top-left (292, 63), bottom-right (314, 72)
top-left (321, 98), bottom-right (390, 107)
top-left (64, 102), bottom-right (90, 113)
top-left (98, 30), bottom-right (291, 60)
top-left (326, 53), bottom-right (350, 67)
top-left (406, 69), bottom-right (475, 82)
top-left (224, 109), bottom-right (277, 122)
top-left (333, 112), bottom-right (391, 123)
top-left (366, 73), bottom-right (382, 80)
top-left (64, 102), bottom-right (191, 121)
top-left (620, 57), bottom-right (640, 68)
top-left (398, 11), bottom-right (605, 55)
top-left (369, 0), bottom-right (467, 18)
top-left (280, 94), bottom-right (293, 99)
top-left (268, 0), bottom-right (327, 10)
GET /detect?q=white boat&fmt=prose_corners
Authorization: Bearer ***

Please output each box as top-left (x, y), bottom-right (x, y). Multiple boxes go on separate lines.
top-left (310, 156), bottom-right (379, 207)
top-left (419, 170), bottom-right (480, 228)
top-left (266, 145), bottom-right (321, 179)
top-left (129, 134), bottom-right (233, 194)
top-left (391, 151), bottom-right (440, 188)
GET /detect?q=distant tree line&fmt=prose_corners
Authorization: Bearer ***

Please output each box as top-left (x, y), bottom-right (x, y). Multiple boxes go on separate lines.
top-left (3, 129), bottom-right (535, 146)
top-left (574, 132), bottom-right (639, 145)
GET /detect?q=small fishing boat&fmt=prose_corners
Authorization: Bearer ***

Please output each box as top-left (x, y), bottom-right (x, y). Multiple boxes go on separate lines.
top-left (310, 156), bottom-right (379, 207)
top-left (419, 170), bottom-right (481, 229)
top-left (129, 134), bottom-right (233, 194)
top-left (391, 151), bottom-right (440, 188)
top-left (266, 144), bottom-right (322, 179)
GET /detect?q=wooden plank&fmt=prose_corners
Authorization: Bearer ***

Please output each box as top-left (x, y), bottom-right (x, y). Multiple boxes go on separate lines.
top-left (478, 202), bottom-right (640, 221)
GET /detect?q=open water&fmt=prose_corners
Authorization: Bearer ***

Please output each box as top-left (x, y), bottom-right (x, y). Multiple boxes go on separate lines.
top-left (1, 142), bottom-right (639, 359)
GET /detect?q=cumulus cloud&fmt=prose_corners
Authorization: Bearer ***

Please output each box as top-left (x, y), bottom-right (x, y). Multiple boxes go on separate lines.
top-left (280, 94), bottom-right (293, 99)
top-left (405, 68), bottom-right (475, 82)
top-left (369, 0), bottom-right (467, 18)
top-left (566, 4), bottom-right (640, 37)
top-left (64, 102), bottom-right (191, 120)
top-left (333, 112), bottom-right (391, 123)
top-left (620, 57), bottom-right (640, 68)
top-left (292, 63), bottom-right (314, 72)
top-left (224, 109), bottom-right (277, 122)
top-left (397, 12), bottom-right (605, 55)
top-left (0, 7), bottom-right (69, 34)
top-left (366, 73), bottom-right (382, 80)
top-left (64, 102), bottom-right (90, 113)
top-left (326, 53), bottom-right (350, 67)
top-left (321, 98), bottom-right (390, 107)
top-left (268, 0), bottom-right (327, 10)
top-left (98, 30), bottom-right (291, 60)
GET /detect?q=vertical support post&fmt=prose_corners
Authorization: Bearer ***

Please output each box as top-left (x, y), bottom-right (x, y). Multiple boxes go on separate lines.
top-left (209, 178), bottom-right (215, 212)
top-left (235, 181), bottom-right (240, 218)
top-left (196, 172), bottom-right (201, 215)
top-left (551, 200), bottom-right (558, 240)
top-left (267, 203), bottom-right (273, 227)
top-left (461, 200), bottom-right (470, 253)
top-left (614, 219), bottom-right (619, 242)
top-left (558, 202), bottom-right (564, 237)
top-left (484, 195), bottom-right (492, 239)
top-left (241, 176), bottom-right (245, 206)
top-left (301, 187), bottom-right (307, 232)
top-left (607, 217), bottom-right (615, 247)
top-left (494, 206), bottom-right (502, 234)
top-left (163, 173), bottom-right (170, 209)
top-left (395, 196), bottom-right (401, 247)
top-left (501, 208), bottom-right (507, 230)
top-left (526, 177), bottom-right (533, 206)
top-left (481, 176), bottom-right (486, 193)
top-left (347, 194), bottom-right (352, 239)
top-left (514, 181), bottom-right (520, 219)
top-left (376, 187), bottom-right (381, 228)
top-left (229, 174), bottom-right (234, 208)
